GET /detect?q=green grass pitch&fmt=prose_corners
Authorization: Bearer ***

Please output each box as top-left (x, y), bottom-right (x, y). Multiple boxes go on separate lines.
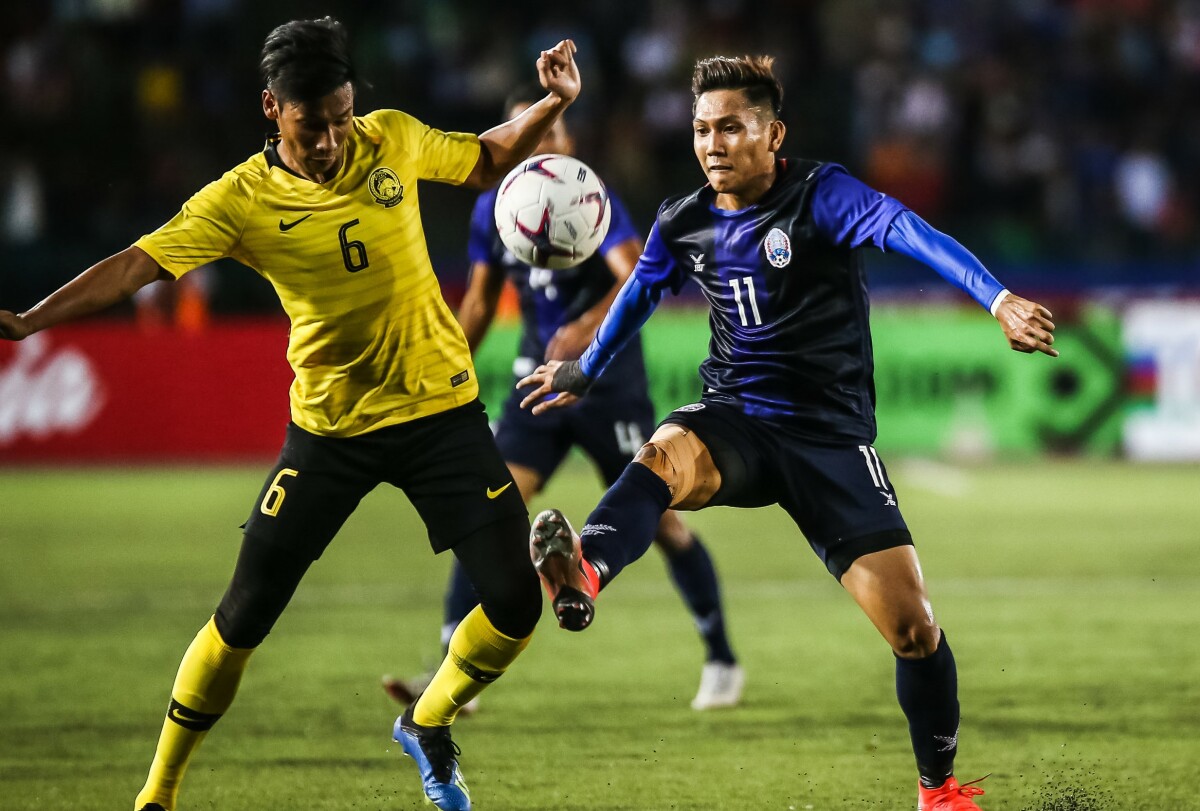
top-left (1, 458), bottom-right (1198, 810)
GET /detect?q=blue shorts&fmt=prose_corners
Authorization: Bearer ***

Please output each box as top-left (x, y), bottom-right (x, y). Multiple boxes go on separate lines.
top-left (496, 379), bottom-right (657, 486)
top-left (662, 401), bottom-right (912, 580)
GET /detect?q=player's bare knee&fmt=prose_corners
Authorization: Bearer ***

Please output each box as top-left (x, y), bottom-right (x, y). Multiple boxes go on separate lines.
top-left (633, 442), bottom-right (669, 477)
top-left (632, 444), bottom-right (680, 501)
top-left (633, 425), bottom-right (721, 510)
top-left (890, 620), bottom-right (941, 659)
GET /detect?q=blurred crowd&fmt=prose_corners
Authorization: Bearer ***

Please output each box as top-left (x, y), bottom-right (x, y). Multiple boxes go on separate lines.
top-left (2, 0), bottom-right (1198, 317)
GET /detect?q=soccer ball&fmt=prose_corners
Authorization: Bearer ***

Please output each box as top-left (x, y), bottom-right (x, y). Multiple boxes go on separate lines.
top-left (494, 154), bottom-right (612, 270)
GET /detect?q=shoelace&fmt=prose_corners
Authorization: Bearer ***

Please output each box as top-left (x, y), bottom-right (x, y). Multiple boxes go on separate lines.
top-left (418, 727), bottom-right (463, 784)
top-left (955, 774), bottom-right (989, 798)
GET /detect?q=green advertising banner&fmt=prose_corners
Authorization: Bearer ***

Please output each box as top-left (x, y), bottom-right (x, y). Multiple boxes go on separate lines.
top-left (472, 304), bottom-right (1124, 456)
top-left (870, 305), bottom-right (1123, 455)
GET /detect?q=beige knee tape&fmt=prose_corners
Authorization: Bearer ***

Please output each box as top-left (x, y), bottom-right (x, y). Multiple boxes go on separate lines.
top-left (633, 424), bottom-right (720, 509)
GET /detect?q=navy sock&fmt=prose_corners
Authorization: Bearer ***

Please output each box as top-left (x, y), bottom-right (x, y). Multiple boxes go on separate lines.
top-left (895, 630), bottom-right (960, 788)
top-left (664, 535), bottom-right (736, 664)
top-left (441, 560), bottom-right (479, 648)
top-left (581, 462), bottom-right (672, 585)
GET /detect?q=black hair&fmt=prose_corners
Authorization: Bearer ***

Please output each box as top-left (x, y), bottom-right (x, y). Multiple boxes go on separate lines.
top-left (691, 55), bottom-right (783, 119)
top-left (503, 82), bottom-right (547, 116)
top-left (260, 17), bottom-right (357, 104)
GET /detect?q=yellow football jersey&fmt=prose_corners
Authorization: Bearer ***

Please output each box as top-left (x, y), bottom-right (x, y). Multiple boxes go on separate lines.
top-left (135, 109), bottom-right (482, 437)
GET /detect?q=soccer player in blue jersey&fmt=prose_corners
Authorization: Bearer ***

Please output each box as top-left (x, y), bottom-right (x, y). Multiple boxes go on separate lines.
top-left (518, 55), bottom-right (1058, 810)
top-left (383, 85), bottom-right (743, 713)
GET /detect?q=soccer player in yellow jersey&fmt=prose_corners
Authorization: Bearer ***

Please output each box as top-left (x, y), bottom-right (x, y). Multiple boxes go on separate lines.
top-left (0, 17), bottom-right (580, 811)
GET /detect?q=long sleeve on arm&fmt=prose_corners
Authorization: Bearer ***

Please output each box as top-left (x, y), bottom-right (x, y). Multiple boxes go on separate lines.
top-left (884, 210), bottom-right (1009, 314)
top-left (579, 273), bottom-right (662, 379)
top-left (578, 218), bottom-right (677, 380)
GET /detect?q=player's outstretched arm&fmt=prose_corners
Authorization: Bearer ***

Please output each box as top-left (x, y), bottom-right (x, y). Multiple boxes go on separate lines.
top-left (520, 273), bottom-right (663, 415)
top-left (0, 246), bottom-right (167, 341)
top-left (462, 40), bottom-right (580, 189)
top-left (993, 293), bottom-right (1058, 357)
top-left (882, 210), bottom-right (1057, 357)
top-left (545, 238), bottom-right (642, 361)
top-left (0, 309), bottom-right (30, 341)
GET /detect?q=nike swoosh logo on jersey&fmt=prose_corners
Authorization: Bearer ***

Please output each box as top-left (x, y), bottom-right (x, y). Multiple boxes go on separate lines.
top-left (279, 214), bottom-right (313, 231)
top-left (486, 482), bottom-right (513, 499)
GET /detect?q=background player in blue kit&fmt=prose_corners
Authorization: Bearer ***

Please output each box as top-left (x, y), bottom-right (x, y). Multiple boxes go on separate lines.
top-left (383, 85), bottom-right (743, 713)
top-left (519, 56), bottom-right (1059, 810)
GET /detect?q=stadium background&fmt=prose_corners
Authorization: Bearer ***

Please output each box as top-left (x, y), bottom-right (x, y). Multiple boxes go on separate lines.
top-left (1, 2), bottom-right (1198, 810)
top-left (2, 0), bottom-right (1198, 461)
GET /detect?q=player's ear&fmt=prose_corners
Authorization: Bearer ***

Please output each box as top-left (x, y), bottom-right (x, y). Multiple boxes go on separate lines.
top-left (262, 89), bottom-right (279, 122)
top-left (767, 118), bottom-right (786, 153)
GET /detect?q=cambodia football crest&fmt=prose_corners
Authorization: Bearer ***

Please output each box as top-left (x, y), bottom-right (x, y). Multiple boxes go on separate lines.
top-left (368, 167), bottom-right (404, 207)
top-left (764, 227), bottom-right (792, 268)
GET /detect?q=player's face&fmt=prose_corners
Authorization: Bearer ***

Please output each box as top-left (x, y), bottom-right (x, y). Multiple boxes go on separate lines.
top-left (693, 89), bottom-right (785, 204)
top-left (510, 102), bottom-right (574, 156)
top-left (263, 82), bottom-right (355, 182)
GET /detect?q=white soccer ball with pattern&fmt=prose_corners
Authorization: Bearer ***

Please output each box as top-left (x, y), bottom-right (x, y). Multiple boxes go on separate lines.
top-left (494, 154), bottom-right (612, 270)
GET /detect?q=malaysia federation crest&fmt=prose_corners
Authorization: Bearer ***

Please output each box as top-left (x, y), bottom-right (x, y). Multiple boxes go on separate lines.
top-left (368, 167), bottom-right (404, 207)
top-left (763, 227), bottom-right (792, 268)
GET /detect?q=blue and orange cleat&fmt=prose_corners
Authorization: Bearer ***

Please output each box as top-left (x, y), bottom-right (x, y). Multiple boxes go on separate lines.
top-left (918, 775), bottom-right (987, 810)
top-left (529, 509), bottom-right (600, 631)
top-left (393, 704), bottom-right (471, 810)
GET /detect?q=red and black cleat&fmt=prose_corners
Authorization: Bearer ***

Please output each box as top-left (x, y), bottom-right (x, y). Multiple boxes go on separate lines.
top-left (918, 774), bottom-right (988, 810)
top-left (529, 509), bottom-right (600, 631)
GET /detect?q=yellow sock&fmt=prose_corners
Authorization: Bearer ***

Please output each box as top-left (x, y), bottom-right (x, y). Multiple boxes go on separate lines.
top-left (133, 617), bottom-right (253, 811)
top-left (412, 605), bottom-right (532, 726)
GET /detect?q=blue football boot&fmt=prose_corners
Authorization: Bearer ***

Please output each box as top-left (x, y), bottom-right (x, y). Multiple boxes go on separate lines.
top-left (393, 703), bottom-right (471, 810)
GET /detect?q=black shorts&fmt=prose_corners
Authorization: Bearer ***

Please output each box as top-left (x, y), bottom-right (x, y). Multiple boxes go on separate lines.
top-left (496, 380), bottom-right (657, 486)
top-left (662, 401), bottom-right (912, 580)
top-left (242, 399), bottom-right (526, 556)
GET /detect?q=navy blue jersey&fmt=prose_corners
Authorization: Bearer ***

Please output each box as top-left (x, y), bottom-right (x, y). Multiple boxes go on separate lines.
top-left (635, 160), bottom-right (907, 443)
top-left (469, 187), bottom-right (645, 385)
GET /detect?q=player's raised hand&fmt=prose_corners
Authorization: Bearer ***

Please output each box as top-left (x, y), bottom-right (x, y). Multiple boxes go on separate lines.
top-left (995, 294), bottom-right (1058, 357)
top-left (0, 310), bottom-right (32, 341)
top-left (518, 359), bottom-right (587, 415)
top-left (537, 40), bottom-right (580, 105)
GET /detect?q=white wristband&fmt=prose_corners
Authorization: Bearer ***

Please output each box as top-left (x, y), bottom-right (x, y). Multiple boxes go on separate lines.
top-left (989, 289), bottom-right (1011, 317)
